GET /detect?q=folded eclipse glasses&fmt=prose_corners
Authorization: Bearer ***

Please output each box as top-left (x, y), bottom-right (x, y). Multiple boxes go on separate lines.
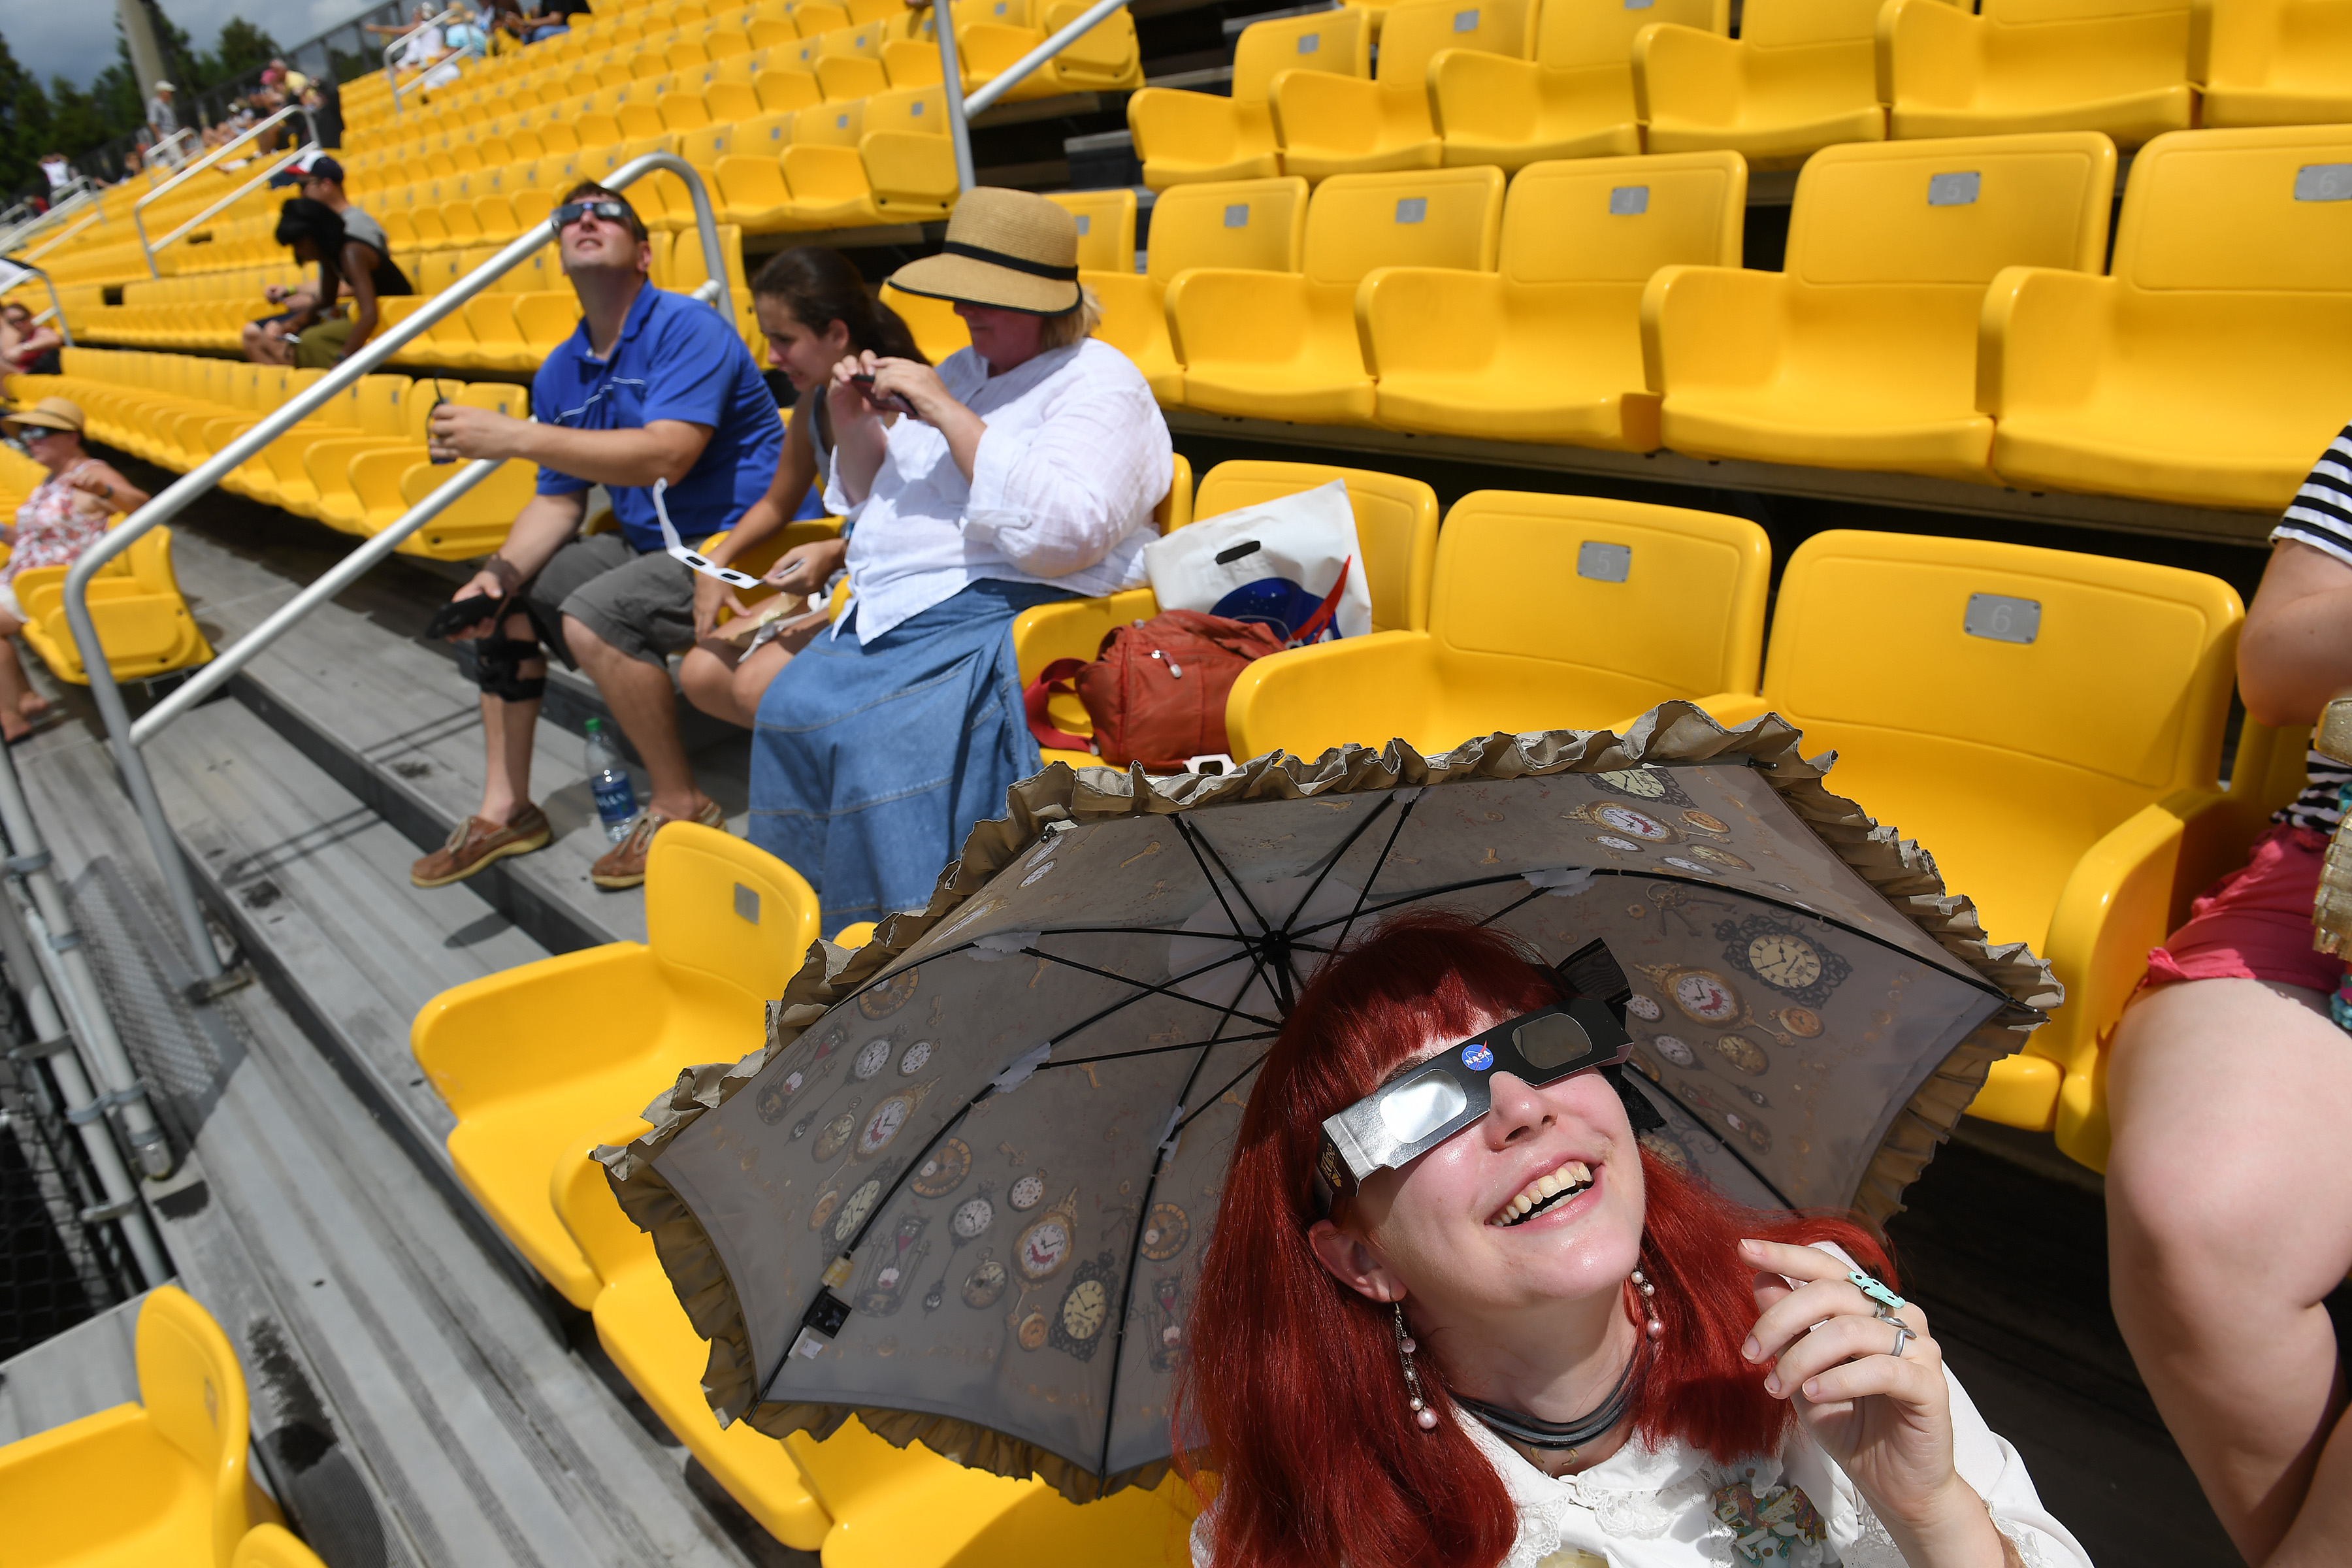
top-left (1314, 938), bottom-right (1656, 1210)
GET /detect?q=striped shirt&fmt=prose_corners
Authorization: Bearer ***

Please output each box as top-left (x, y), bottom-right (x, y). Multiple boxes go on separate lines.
top-left (2270, 422), bottom-right (2352, 830)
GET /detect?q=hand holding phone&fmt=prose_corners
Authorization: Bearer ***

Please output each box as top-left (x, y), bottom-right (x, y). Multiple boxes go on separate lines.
top-left (427, 593), bottom-right (504, 640)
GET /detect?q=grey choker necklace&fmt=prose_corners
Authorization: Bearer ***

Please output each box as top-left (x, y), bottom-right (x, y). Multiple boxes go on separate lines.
top-left (1452, 1339), bottom-right (1646, 1452)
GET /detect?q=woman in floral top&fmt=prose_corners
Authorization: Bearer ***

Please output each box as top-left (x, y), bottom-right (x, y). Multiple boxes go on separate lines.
top-left (1181, 914), bottom-right (2088, 1568)
top-left (1, 399), bottom-right (148, 741)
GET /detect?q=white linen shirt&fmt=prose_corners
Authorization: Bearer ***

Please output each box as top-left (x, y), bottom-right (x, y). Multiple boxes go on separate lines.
top-left (823, 336), bottom-right (1173, 645)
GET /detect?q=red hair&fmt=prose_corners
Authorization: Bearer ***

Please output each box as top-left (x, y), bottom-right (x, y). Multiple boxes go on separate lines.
top-left (1174, 912), bottom-right (1891, 1568)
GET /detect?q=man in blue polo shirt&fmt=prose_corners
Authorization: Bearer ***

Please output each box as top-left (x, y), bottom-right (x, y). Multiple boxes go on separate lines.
top-left (414, 181), bottom-right (783, 890)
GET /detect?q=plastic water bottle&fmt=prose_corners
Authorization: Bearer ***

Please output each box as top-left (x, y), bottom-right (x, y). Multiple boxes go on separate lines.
top-left (583, 717), bottom-right (638, 841)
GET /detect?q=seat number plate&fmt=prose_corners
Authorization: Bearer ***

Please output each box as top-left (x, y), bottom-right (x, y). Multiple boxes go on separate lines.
top-left (1928, 172), bottom-right (1980, 206)
top-left (2296, 164), bottom-right (2352, 203)
top-left (735, 883), bottom-right (761, 923)
top-left (1964, 593), bottom-right (2040, 644)
top-left (1610, 186), bottom-right (1650, 216)
top-left (1578, 542), bottom-right (1632, 583)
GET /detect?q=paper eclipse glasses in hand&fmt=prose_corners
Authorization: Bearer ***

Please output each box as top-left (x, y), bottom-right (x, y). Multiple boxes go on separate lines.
top-left (1316, 939), bottom-right (1635, 1205)
top-left (651, 478), bottom-right (764, 591)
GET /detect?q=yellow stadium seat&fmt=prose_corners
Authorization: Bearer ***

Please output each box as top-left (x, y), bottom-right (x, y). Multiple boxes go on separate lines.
top-left (0, 1284), bottom-right (280, 1568)
top-left (1127, 8), bottom-right (1371, 188)
top-left (412, 823), bottom-right (821, 1310)
top-left (1434, 0), bottom-right (1728, 170)
top-left (1014, 458), bottom-right (1422, 767)
top-left (1227, 492), bottom-right (1769, 762)
top-left (2192, 0), bottom-right (2352, 127)
top-left (395, 457), bottom-right (544, 559)
top-left (233, 1525), bottom-right (329, 1568)
top-left (879, 282), bottom-right (970, 363)
top-left (1878, 0), bottom-right (2195, 148)
top-left (1169, 165), bottom-right (1503, 423)
top-left (1981, 124), bottom-right (2352, 511)
top-left (1048, 187), bottom-right (1138, 272)
top-left (16, 527), bottom-right (216, 685)
top-left (1692, 532), bottom-right (2242, 1169)
top-left (1646, 132), bottom-right (2115, 480)
top-left (1274, 0), bottom-right (1537, 180)
top-left (1635, 0), bottom-right (1894, 168)
top-left (960, 0), bottom-right (1147, 97)
top-left (1366, 150), bottom-right (1744, 448)
top-left (1088, 176), bottom-right (1309, 402)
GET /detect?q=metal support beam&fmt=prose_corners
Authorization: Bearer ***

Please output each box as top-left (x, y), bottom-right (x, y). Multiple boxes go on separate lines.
top-left (63, 152), bottom-right (732, 984)
top-left (934, 3), bottom-right (978, 195)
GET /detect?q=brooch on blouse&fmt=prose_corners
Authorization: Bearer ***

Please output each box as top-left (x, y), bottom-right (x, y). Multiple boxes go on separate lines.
top-left (1711, 1473), bottom-right (1827, 1565)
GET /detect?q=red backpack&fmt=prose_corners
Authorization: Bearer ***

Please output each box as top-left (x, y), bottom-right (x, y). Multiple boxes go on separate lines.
top-left (1024, 609), bottom-right (1286, 770)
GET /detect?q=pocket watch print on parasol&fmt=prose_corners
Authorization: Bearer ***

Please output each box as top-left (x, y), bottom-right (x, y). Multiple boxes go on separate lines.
top-left (596, 704), bottom-right (2055, 1503)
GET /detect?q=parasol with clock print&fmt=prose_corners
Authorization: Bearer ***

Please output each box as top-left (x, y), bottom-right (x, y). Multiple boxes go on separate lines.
top-left (597, 703), bottom-right (2057, 1506)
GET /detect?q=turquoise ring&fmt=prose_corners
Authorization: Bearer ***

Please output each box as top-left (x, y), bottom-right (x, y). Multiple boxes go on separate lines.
top-left (1848, 1269), bottom-right (1908, 1316)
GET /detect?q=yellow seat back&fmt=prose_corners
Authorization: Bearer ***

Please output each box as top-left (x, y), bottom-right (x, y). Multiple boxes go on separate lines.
top-left (865, 84), bottom-right (945, 138)
top-left (1373, 0), bottom-right (1536, 82)
top-left (1787, 132), bottom-right (2115, 285)
top-left (644, 822), bottom-right (822, 995)
top-left (1535, 0), bottom-right (1726, 68)
top-left (1759, 531), bottom-right (2242, 948)
top-left (1230, 6), bottom-right (1373, 100)
top-left (1504, 151), bottom-right (1744, 284)
top-left (1193, 460), bottom-right (1439, 632)
top-left (1145, 177), bottom-right (1310, 282)
top-left (1047, 187), bottom-right (1137, 272)
top-left (1433, 492), bottom-right (1768, 717)
top-left (1305, 166), bottom-right (1505, 287)
top-left (138, 1284), bottom-right (269, 1568)
top-left (353, 374), bottom-right (412, 438)
top-left (233, 1526), bottom-right (328, 1568)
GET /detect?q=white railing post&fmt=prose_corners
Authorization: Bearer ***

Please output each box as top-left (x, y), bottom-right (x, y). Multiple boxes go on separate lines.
top-left (934, 1), bottom-right (979, 194)
top-left (64, 153), bottom-right (730, 986)
top-left (385, 7), bottom-right (467, 112)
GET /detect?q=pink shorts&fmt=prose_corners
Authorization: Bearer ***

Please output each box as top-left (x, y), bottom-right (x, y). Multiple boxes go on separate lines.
top-left (2143, 823), bottom-right (2345, 994)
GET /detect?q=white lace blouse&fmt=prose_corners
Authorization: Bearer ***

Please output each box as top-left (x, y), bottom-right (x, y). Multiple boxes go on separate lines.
top-left (1191, 1362), bottom-right (2089, 1568)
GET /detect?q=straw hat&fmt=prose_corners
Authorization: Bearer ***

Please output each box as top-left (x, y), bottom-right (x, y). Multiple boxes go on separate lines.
top-left (887, 188), bottom-right (1081, 316)
top-left (3, 398), bottom-right (85, 436)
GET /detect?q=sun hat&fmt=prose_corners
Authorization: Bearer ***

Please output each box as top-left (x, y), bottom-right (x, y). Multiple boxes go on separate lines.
top-left (887, 188), bottom-right (1081, 316)
top-left (3, 398), bottom-right (86, 436)
top-left (154, 80), bottom-right (174, 91)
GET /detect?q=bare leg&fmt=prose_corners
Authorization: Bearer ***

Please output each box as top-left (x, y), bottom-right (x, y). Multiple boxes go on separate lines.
top-left (679, 640), bottom-right (747, 727)
top-left (563, 613), bottom-right (705, 821)
top-left (474, 610), bottom-right (544, 823)
top-left (2269, 1404), bottom-right (2352, 1568)
top-left (730, 631), bottom-right (805, 721)
top-left (0, 613), bottom-right (43, 741)
top-left (2108, 977), bottom-right (2352, 1564)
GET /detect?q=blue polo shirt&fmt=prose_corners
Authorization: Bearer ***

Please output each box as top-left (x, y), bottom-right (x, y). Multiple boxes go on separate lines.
top-left (531, 284), bottom-right (783, 553)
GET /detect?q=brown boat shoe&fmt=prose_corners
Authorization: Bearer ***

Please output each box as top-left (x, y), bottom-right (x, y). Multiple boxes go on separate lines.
top-left (590, 798), bottom-right (727, 890)
top-left (411, 802), bottom-right (552, 888)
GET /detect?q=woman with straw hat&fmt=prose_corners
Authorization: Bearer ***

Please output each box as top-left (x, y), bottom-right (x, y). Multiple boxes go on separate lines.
top-left (745, 188), bottom-right (1173, 936)
top-left (0, 399), bottom-right (148, 741)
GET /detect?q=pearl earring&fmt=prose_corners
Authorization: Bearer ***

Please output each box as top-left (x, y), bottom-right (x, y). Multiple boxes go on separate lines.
top-left (1394, 1300), bottom-right (1438, 1431)
top-left (1633, 1266), bottom-right (1662, 1339)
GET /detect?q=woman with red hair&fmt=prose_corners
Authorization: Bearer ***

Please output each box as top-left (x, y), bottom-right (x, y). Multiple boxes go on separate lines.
top-left (1179, 913), bottom-right (2085, 1568)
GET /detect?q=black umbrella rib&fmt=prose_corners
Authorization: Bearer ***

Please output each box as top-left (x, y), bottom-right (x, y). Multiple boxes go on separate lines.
top-left (1639, 1081), bottom-right (1797, 1210)
top-left (1172, 1052), bottom-right (1272, 1137)
top-left (1171, 815), bottom-right (1261, 951)
top-left (1019, 946), bottom-right (1285, 1032)
top-left (1277, 793), bottom-right (1396, 933)
top-left (1041, 1029), bottom-right (1277, 1071)
top-left (1284, 866), bottom-right (2009, 1004)
top-left (1322, 789), bottom-right (1420, 962)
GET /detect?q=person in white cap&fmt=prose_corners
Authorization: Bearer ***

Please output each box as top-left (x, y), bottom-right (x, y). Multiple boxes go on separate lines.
top-left (144, 82), bottom-right (180, 167)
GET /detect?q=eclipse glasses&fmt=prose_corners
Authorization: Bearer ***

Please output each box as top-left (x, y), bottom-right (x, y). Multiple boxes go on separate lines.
top-left (650, 478), bottom-right (764, 591)
top-left (551, 199), bottom-right (630, 231)
top-left (1315, 939), bottom-right (1637, 1209)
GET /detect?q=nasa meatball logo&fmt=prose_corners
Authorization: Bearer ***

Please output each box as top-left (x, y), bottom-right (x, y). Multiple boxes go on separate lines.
top-left (1209, 555), bottom-right (1356, 645)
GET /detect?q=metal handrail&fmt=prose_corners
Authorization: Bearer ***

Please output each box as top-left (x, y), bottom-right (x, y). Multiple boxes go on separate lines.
top-left (63, 151), bottom-right (733, 983)
top-left (17, 208), bottom-right (106, 267)
top-left (132, 105), bottom-right (319, 278)
top-left (393, 35), bottom-right (484, 112)
top-left (939, 0), bottom-right (1135, 185)
top-left (0, 186), bottom-right (99, 258)
top-left (144, 129), bottom-right (200, 174)
top-left (385, 6), bottom-right (467, 105)
top-left (142, 142), bottom-right (322, 273)
top-left (0, 264), bottom-right (77, 350)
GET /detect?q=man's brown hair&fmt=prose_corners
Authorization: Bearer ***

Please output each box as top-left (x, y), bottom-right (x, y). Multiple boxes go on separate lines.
top-left (558, 181), bottom-right (650, 244)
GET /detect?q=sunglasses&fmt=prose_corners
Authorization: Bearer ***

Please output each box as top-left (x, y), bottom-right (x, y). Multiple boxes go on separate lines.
top-left (650, 478), bottom-right (764, 591)
top-left (1315, 939), bottom-right (1635, 1208)
top-left (551, 199), bottom-right (632, 232)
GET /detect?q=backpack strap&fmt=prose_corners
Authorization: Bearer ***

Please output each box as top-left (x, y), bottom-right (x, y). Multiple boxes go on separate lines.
top-left (1024, 657), bottom-right (1094, 752)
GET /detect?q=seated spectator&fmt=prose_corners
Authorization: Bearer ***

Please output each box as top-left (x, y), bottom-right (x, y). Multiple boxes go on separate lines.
top-left (416, 183), bottom-right (783, 891)
top-left (678, 246), bottom-right (925, 729)
top-left (0, 399), bottom-right (150, 742)
top-left (1184, 911), bottom-right (2089, 1568)
top-left (2106, 425), bottom-right (2352, 1565)
top-left (370, 6), bottom-right (449, 76)
top-left (523, 0), bottom-right (592, 43)
top-left (246, 194), bottom-right (412, 369)
top-left (745, 189), bottom-right (1172, 933)
top-left (0, 303), bottom-right (64, 378)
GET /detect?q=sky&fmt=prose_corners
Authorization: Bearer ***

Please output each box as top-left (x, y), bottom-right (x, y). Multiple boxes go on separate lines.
top-left (3, 0), bottom-right (364, 91)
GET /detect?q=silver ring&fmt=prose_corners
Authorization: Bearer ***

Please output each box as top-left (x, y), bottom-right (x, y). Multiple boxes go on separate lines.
top-left (1890, 1323), bottom-right (1912, 1358)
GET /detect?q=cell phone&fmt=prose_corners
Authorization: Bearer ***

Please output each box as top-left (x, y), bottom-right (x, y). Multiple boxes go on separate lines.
top-left (851, 372), bottom-right (912, 415)
top-left (427, 593), bottom-right (504, 640)
top-left (429, 396), bottom-right (455, 463)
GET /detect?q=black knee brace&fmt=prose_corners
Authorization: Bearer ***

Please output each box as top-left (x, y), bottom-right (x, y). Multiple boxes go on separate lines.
top-left (474, 635), bottom-right (546, 702)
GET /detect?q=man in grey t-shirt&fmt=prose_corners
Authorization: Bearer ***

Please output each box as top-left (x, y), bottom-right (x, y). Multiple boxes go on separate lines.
top-left (144, 82), bottom-right (181, 166)
top-left (301, 158), bottom-right (386, 253)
